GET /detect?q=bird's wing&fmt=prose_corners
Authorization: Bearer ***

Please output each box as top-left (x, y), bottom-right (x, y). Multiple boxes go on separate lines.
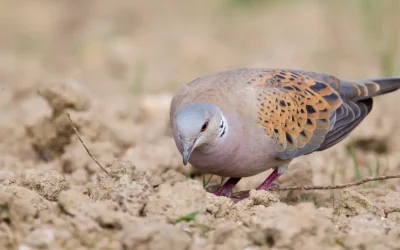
top-left (248, 69), bottom-right (372, 159)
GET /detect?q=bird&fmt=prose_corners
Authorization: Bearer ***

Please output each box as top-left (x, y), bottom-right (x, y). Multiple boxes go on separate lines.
top-left (169, 68), bottom-right (400, 199)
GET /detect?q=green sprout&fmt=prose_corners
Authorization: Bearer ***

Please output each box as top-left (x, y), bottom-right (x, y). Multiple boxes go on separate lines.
top-left (175, 211), bottom-right (200, 223)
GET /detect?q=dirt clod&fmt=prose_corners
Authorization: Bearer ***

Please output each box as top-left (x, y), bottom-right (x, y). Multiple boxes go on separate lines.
top-left (121, 218), bottom-right (191, 250)
top-left (337, 213), bottom-right (395, 235)
top-left (334, 189), bottom-right (384, 218)
top-left (58, 189), bottom-right (128, 230)
top-left (38, 81), bottom-right (90, 117)
top-left (144, 180), bottom-right (206, 222)
top-left (19, 169), bottom-right (69, 201)
top-left (374, 190), bottom-right (400, 215)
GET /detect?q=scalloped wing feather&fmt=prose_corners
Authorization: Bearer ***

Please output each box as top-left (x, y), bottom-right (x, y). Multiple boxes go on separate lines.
top-left (247, 69), bottom-right (400, 160)
top-left (248, 69), bottom-right (343, 159)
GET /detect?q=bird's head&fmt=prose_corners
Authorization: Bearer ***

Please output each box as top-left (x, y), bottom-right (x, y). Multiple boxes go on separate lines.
top-left (175, 103), bottom-right (228, 165)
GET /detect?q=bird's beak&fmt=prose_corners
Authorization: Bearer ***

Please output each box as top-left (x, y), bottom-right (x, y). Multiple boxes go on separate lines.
top-left (182, 139), bottom-right (196, 166)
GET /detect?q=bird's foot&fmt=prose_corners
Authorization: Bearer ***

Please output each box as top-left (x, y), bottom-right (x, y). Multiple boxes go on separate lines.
top-left (210, 177), bottom-right (241, 198)
top-left (257, 182), bottom-right (279, 191)
top-left (212, 186), bottom-right (234, 197)
top-left (230, 183), bottom-right (280, 203)
top-left (255, 167), bottom-right (283, 191)
top-left (231, 190), bottom-right (250, 202)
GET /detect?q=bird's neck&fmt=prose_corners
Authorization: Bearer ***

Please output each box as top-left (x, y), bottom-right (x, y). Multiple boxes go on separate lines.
top-left (189, 113), bottom-right (238, 167)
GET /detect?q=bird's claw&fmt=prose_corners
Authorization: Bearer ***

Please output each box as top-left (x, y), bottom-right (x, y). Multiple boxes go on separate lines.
top-left (211, 187), bottom-right (233, 198)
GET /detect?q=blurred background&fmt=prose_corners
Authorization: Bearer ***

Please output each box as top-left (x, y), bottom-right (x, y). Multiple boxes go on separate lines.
top-left (1, 0), bottom-right (399, 94)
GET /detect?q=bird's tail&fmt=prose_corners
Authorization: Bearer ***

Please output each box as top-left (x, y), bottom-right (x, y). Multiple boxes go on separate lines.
top-left (339, 77), bottom-right (400, 101)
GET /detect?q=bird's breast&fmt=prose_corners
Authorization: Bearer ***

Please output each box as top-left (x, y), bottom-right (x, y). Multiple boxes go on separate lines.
top-left (188, 115), bottom-right (284, 177)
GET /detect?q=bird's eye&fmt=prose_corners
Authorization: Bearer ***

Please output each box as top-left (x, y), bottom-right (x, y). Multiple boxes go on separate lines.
top-left (201, 121), bottom-right (209, 132)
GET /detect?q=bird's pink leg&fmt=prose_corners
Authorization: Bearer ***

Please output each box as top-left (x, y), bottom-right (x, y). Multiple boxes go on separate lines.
top-left (212, 177), bottom-right (241, 197)
top-left (256, 168), bottom-right (283, 191)
top-left (213, 166), bottom-right (287, 201)
top-left (231, 167), bottom-right (283, 202)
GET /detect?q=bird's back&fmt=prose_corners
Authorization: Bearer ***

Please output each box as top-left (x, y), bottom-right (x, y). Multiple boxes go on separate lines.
top-left (170, 68), bottom-right (260, 123)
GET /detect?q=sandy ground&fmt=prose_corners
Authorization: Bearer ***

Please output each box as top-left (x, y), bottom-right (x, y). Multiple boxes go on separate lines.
top-left (1, 1), bottom-right (400, 250)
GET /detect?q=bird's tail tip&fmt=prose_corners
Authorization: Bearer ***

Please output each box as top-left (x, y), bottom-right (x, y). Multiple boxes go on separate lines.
top-left (362, 76), bottom-right (400, 97)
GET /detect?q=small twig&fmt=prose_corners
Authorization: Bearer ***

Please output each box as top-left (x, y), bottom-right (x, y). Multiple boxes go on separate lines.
top-left (202, 172), bottom-right (214, 189)
top-left (65, 112), bottom-right (109, 176)
top-left (231, 174), bottom-right (400, 200)
top-left (271, 174), bottom-right (400, 191)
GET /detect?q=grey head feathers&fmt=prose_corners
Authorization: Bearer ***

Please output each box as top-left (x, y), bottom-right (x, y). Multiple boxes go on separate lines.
top-left (176, 103), bottom-right (226, 141)
top-left (175, 102), bottom-right (228, 165)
